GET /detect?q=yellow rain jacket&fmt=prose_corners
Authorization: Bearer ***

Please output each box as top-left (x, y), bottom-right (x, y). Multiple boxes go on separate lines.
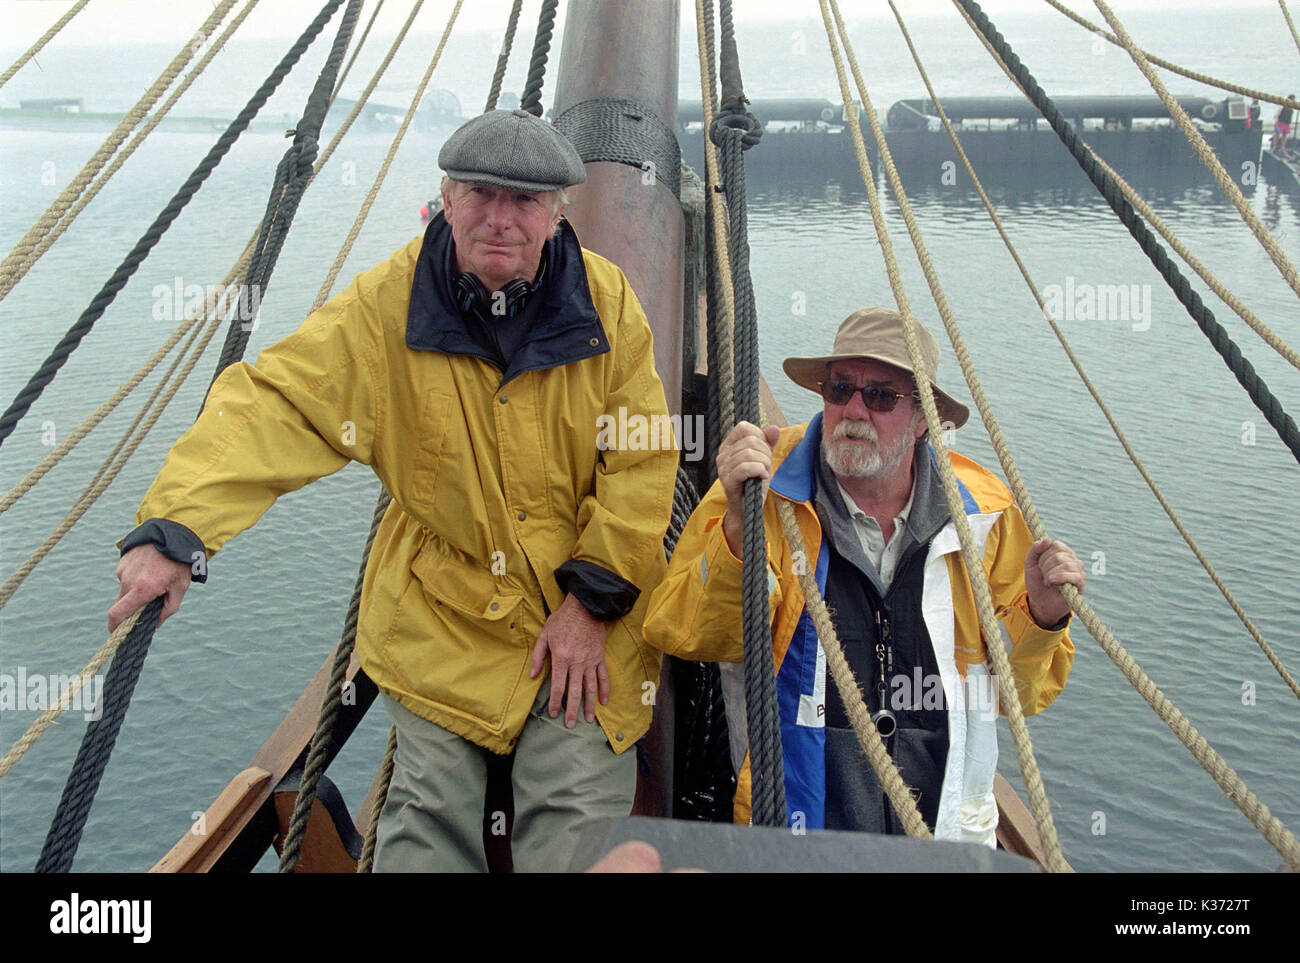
top-left (643, 418), bottom-right (1073, 839)
top-left (130, 223), bottom-right (677, 754)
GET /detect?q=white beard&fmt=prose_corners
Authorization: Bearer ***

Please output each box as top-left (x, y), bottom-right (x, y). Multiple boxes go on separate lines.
top-left (824, 418), bottom-right (915, 481)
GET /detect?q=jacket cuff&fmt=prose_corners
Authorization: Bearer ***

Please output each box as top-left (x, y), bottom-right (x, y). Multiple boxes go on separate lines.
top-left (119, 518), bottom-right (208, 584)
top-left (555, 559), bottom-right (640, 621)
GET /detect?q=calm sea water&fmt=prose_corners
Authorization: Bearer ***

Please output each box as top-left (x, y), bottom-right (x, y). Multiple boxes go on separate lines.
top-left (2, 4), bottom-right (1299, 873)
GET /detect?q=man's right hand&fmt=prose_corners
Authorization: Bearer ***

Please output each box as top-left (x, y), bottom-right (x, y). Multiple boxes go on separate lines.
top-left (716, 421), bottom-right (781, 558)
top-left (108, 544), bottom-right (193, 632)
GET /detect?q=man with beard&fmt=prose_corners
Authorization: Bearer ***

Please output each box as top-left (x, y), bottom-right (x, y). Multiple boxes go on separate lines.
top-left (643, 307), bottom-right (1083, 843)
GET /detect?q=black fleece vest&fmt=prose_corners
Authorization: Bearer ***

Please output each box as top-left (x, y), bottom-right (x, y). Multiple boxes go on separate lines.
top-left (822, 534), bottom-right (951, 833)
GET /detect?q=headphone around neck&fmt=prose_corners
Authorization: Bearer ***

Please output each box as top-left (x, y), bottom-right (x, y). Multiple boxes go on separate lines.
top-left (454, 272), bottom-right (536, 321)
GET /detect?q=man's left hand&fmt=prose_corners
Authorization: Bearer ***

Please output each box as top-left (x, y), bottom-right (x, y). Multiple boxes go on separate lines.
top-left (530, 593), bottom-right (610, 727)
top-left (1024, 537), bottom-right (1085, 629)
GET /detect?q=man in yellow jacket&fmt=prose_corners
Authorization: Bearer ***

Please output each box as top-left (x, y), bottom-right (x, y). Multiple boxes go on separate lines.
top-left (643, 308), bottom-right (1082, 843)
top-left (108, 110), bottom-right (678, 871)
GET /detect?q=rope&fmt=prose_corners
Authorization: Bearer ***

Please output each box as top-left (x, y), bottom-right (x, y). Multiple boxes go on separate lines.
top-left (332, 0), bottom-right (383, 100)
top-left (890, 4), bottom-right (1300, 702)
top-left (35, 598), bottom-right (164, 872)
top-left (0, 0), bottom-right (93, 91)
top-left (775, 502), bottom-right (931, 837)
top-left (0, 0), bottom-right (241, 304)
top-left (485, 0), bottom-right (524, 111)
top-left (280, 488), bottom-right (392, 872)
top-left (357, 725), bottom-right (397, 872)
top-left (0, 0), bottom-right (350, 453)
top-left (1042, 0), bottom-right (1300, 111)
top-left (1093, 0), bottom-right (1300, 301)
top-left (1282, 0), bottom-right (1300, 59)
top-left (821, 0), bottom-right (1067, 872)
top-left (694, 0), bottom-right (737, 443)
top-left (0, 609), bottom-right (143, 781)
top-left (708, 0), bottom-right (784, 829)
top-left (0, 0), bottom-right (260, 305)
top-left (957, 2), bottom-right (1300, 468)
top-left (518, 0), bottom-right (558, 117)
top-left (32, 0), bottom-right (360, 872)
top-left (209, 0), bottom-right (364, 385)
top-left (958, 0), bottom-right (1300, 872)
top-left (313, 0), bottom-right (463, 309)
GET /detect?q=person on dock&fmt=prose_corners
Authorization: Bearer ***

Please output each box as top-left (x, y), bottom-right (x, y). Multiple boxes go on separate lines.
top-left (109, 109), bottom-right (678, 872)
top-left (1272, 96), bottom-right (1295, 157)
top-left (643, 307), bottom-right (1082, 843)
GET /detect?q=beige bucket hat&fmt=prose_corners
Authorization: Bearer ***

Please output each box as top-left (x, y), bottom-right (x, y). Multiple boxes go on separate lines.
top-left (781, 307), bottom-right (970, 429)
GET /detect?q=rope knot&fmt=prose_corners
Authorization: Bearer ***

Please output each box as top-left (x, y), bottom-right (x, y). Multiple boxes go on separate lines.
top-left (709, 108), bottom-right (763, 150)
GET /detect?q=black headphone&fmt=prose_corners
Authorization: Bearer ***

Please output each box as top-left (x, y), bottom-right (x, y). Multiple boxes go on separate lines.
top-left (454, 272), bottom-right (536, 320)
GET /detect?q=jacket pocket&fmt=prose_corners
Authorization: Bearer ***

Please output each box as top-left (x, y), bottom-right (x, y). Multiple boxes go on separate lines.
top-left (410, 535), bottom-right (523, 623)
top-left (406, 388), bottom-right (454, 513)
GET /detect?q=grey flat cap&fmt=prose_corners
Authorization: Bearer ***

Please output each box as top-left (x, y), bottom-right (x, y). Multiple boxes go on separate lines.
top-left (439, 109), bottom-right (586, 192)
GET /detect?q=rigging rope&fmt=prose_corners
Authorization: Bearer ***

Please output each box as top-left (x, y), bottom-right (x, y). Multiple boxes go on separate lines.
top-left (708, 0), bottom-right (785, 829)
top-left (694, 0), bottom-right (737, 449)
top-left (957, 0), bottom-right (1300, 872)
top-left (0, 0), bottom-right (349, 453)
top-left (821, 0), bottom-right (1067, 870)
top-left (1281, 0), bottom-right (1300, 59)
top-left (332, 0), bottom-right (382, 101)
top-left (0, 0), bottom-right (261, 305)
top-left (357, 725), bottom-right (398, 872)
top-left (31, 0), bottom-right (363, 873)
top-left (1093, 0), bottom-right (1300, 301)
top-left (954, 1), bottom-right (1300, 469)
top-left (0, 0), bottom-right (241, 305)
top-left (1042, 0), bottom-right (1300, 111)
top-left (889, 3), bottom-right (1300, 703)
top-left (518, 0), bottom-right (558, 117)
top-left (0, 0), bottom-right (93, 91)
top-left (486, 0), bottom-right (524, 111)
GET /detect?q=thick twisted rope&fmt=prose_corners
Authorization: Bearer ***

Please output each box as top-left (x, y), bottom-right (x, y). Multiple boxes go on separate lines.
top-left (958, 0), bottom-right (1300, 872)
top-left (0, 0), bottom-right (240, 304)
top-left (708, 0), bottom-right (784, 828)
top-left (209, 0), bottom-right (364, 385)
top-left (486, 0), bottom-right (524, 111)
top-left (775, 502), bottom-right (931, 838)
top-left (280, 488), bottom-right (391, 872)
top-left (821, 0), bottom-right (1067, 872)
top-left (357, 725), bottom-right (398, 872)
top-left (1093, 0), bottom-right (1300, 301)
top-left (332, 0), bottom-right (383, 100)
top-left (890, 4), bottom-right (1300, 703)
top-left (0, 0), bottom-right (93, 91)
top-left (1, 1), bottom-right (260, 308)
top-left (518, 0), bottom-right (558, 117)
top-left (35, 599), bottom-right (164, 872)
top-left (0, 609), bottom-right (144, 781)
top-left (695, 0), bottom-right (737, 459)
top-left (956, 2), bottom-right (1300, 467)
top-left (1282, 0), bottom-right (1300, 59)
top-left (0, 0), bottom-right (350, 452)
top-left (32, 0), bottom-right (360, 872)
top-left (1043, 0), bottom-right (1299, 111)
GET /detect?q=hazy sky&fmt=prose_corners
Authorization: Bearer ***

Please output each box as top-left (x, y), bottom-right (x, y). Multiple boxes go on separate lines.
top-left (1, 0), bottom-right (1272, 48)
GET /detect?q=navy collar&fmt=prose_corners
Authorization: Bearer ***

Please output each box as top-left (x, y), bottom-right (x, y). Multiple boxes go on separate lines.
top-left (406, 212), bottom-right (609, 385)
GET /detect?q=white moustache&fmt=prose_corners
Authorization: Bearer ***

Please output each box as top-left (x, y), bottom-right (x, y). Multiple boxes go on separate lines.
top-left (832, 420), bottom-right (877, 442)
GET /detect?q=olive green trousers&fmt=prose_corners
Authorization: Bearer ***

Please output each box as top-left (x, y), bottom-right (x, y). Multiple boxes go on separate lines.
top-left (373, 684), bottom-right (636, 872)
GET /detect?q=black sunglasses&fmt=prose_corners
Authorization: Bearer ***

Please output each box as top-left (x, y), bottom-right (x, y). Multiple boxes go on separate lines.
top-left (818, 380), bottom-right (913, 412)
